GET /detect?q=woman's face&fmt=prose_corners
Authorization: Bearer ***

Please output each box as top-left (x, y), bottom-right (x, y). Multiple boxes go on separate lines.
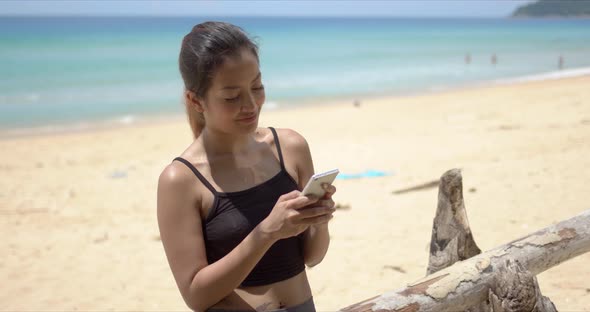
top-left (201, 48), bottom-right (265, 135)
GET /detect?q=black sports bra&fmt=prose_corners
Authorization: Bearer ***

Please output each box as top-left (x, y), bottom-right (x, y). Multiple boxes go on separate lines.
top-left (173, 127), bottom-right (305, 287)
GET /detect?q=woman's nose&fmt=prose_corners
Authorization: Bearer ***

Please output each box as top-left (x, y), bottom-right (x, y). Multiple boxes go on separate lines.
top-left (241, 93), bottom-right (256, 111)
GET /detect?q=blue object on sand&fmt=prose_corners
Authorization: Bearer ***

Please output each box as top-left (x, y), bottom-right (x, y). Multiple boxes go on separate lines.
top-left (336, 170), bottom-right (392, 180)
top-left (109, 170), bottom-right (128, 179)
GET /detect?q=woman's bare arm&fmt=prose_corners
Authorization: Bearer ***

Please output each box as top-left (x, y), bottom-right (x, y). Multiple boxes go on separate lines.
top-left (277, 129), bottom-right (335, 268)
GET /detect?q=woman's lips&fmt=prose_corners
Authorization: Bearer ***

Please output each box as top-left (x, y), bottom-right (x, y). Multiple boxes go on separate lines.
top-left (237, 114), bottom-right (257, 123)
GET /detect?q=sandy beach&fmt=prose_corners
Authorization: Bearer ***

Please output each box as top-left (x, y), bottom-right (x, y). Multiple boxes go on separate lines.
top-left (1, 75), bottom-right (589, 311)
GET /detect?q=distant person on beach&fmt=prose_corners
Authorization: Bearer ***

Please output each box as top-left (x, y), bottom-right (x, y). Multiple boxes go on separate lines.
top-left (157, 21), bottom-right (336, 312)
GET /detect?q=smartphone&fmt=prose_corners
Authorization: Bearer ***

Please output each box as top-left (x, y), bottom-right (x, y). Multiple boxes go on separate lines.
top-left (301, 169), bottom-right (340, 197)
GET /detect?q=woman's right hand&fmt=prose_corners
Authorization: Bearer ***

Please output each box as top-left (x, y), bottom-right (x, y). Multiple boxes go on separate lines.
top-left (257, 190), bottom-right (335, 241)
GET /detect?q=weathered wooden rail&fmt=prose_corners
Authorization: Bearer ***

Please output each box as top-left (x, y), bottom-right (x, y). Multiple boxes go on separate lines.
top-left (340, 169), bottom-right (590, 312)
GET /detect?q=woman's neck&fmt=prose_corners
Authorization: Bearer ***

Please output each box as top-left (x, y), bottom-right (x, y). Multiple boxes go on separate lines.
top-left (199, 127), bottom-right (256, 156)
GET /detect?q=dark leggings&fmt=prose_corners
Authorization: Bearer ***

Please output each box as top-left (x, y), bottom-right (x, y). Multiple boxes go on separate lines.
top-left (206, 297), bottom-right (315, 312)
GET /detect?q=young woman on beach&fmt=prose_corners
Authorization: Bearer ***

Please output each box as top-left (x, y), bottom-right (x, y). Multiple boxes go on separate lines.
top-left (156, 21), bottom-right (337, 312)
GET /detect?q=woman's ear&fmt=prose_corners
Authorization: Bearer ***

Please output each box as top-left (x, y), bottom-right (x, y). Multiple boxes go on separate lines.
top-left (185, 90), bottom-right (205, 113)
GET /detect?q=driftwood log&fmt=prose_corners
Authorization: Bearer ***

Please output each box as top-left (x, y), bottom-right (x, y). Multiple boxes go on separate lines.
top-left (340, 169), bottom-right (589, 312)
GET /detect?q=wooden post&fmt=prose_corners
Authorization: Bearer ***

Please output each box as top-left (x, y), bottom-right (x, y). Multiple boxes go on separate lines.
top-left (427, 169), bottom-right (481, 275)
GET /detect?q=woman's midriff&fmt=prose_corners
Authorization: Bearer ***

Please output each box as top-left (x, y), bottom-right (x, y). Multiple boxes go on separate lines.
top-left (209, 271), bottom-right (312, 311)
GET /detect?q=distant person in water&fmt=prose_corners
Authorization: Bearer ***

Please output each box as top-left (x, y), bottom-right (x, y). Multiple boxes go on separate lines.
top-left (157, 21), bottom-right (336, 312)
top-left (558, 55), bottom-right (564, 70)
top-left (491, 53), bottom-right (497, 66)
top-left (464, 53), bottom-right (471, 65)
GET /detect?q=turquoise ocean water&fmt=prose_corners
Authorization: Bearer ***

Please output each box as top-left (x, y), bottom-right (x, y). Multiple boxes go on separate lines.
top-left (1, 16), bottom-right (590, 131)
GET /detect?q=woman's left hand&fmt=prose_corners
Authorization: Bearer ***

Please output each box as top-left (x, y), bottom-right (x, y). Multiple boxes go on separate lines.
top-left (303, 183), bottom-right (336, 226)
top-left (321, 183), bottom-right (336, 200)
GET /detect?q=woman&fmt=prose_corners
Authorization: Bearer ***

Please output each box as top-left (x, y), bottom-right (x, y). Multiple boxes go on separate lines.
top-left (157, 21), bottom-right (337, 312)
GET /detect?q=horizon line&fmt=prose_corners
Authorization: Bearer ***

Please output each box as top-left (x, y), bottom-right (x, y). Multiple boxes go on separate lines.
top-left (0, 14), bottom-right (516, 19)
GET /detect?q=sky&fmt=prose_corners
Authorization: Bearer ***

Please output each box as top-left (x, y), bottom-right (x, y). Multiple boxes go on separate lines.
top-left (0, 0), bottom-right (535, 18)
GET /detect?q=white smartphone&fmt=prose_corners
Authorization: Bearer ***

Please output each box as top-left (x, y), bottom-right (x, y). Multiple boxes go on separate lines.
top-left (301, 169), bottom-right (340, 197)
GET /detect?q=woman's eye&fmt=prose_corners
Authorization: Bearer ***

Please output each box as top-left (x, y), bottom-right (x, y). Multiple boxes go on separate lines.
top-left (225, 95), bottom-right (240, 102)
top-left (225, 85), bottom-right (263, 102)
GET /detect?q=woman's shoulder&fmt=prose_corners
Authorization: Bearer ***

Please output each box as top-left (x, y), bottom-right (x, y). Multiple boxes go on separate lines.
top-left (157, 160), bottom-right (206, 223)
top-left (161, 140), bottom-right (209, 184)
top-left (264, 127), bottom-right (312, 175)
top-left (264, 127), bottom-right (309, 151)
top-left (158, 161), bottom-right (198, 194)
top-left (158, 156), bottom-right (204, 202)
